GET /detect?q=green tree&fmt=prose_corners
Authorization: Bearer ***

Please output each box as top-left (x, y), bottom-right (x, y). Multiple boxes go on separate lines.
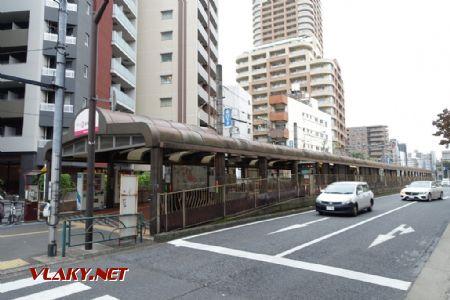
top-left (350, 152), bottom-right (366, 160)
top-left (432, 108), bottom-right (450, 146)
top-left (138, 172), bottom-right (151, 190)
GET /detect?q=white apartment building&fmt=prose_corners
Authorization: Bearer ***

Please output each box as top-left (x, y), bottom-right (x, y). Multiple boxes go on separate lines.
top-left (222, 85), bottom-right (253, 140)
top-left (236, 37), bottom-right (346, 149)
top-left (255, 94), bottom-right (331, 152)
top-left (111, 0), bottom-right (138, 113)
top-left (136, 0), bottom-right (218, 128)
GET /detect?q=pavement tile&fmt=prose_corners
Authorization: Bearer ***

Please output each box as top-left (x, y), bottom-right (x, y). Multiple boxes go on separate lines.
top-left (0, 259), bottom-right (29, 271)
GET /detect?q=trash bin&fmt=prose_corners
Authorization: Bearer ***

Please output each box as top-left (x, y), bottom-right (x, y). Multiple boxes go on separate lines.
top-left (24, 201), bottom-right (38, 222)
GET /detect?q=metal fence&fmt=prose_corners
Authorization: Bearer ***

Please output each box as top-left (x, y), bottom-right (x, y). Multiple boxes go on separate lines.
top-left (156, 174), bottom-right (428, 233)
top-left (61, 213), bottom-right (145, 257)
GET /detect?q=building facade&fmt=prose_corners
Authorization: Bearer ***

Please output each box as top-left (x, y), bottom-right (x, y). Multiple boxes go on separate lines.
top-left (252, 0), bottom-right (323, 56)
top-left (136, 0), bottom-right (218, 128)
top-left (236, 37), bottom-right (346, 150)
top-left (346, 126), bottom-right (392, 163)
top-left (0, 0), bottom-right (93, 195)
top-left (222, 85), bottom-right (253, 140)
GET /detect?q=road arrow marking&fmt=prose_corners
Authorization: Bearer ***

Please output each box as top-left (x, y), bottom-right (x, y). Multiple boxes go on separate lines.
top-left (369, 224), bottom-right (415, 248)
top-left (268, 218), bottom-right (329, 235)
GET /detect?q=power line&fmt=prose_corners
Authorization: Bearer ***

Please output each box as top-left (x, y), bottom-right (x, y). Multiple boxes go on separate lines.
top-left (0, 47), bottom-right (55, 56)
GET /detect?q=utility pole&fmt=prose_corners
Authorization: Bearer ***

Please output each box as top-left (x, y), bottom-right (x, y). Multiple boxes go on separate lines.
top-left (86, 0), bottom-right (109, 250)
top-left (216, 64), bottom-right (224, 135)
top-left (48, 0), bottom-right (67, 257)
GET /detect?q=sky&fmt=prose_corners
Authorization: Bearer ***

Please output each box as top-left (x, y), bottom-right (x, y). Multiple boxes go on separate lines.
top-left (218, 0), bottom-right (450, 158)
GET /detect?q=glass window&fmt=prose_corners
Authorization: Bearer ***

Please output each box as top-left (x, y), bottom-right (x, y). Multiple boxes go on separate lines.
top-left (161, 31), bottom-right (173, 41)
top-left (160, 75), bottom-right (172, 84)
top-left (160, 97), bottom-right (172, 107)
top-left (84, 33), bottom-right (89, 47)
top-left (161, 10), bottom-right (173, 20)
top-left (161, 53), bottom-right (173, 62)
top-left (83, 65), bottom-right (88, 78)
top-left (86, 2), bottom-right (91, 15)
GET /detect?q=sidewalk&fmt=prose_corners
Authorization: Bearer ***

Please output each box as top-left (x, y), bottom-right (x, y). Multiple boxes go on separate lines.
top-left (407, 222), bottom-right (450, 300)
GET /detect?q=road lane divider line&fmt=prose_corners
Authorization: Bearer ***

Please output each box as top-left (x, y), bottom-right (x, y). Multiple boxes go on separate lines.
top-left (91, 296), bottom-right (120, 300)
top-left (0, 259), bottom-right (29, 271)
top-left (169, 239), bottom-right (411, 291)
top-left (268, 218), bottom-right (329, 235)
top-left (275, 202), bottom-right (417, 257)
top-left (12, 282), bottom-right (91, 300)
top-left (0, 273), bottom-right (56, 293)
top-left (183, 210), bottom-right (316, 240)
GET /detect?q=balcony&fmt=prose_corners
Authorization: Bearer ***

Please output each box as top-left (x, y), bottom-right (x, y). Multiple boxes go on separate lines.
top-left (45, 0), bottom-right (77, 11)
top-left (111, 87), bottom-right (135, 113)
top-left (198, 85), bottom-right (209, 103)
top-left (115, 0), bottom-right (137, 18)
top-left (40, 103), bottom-right (74, 113)
top-left (42, 67), bottom-right (75, 78)
top-left (269, 95), bottom-right (288, 105)
top-left (43, 32), bottom-right (76, 44)
top-left (270, 128), bottom-right (289, 140)
top-left (111, 58), bottom-right (136, 88)
top-left (112, 4), bottom-right (137, 41)
top-left (0, 99), bottom-right (24, 118)
top-left (112, 31), bottom-right (136, 64)
top-left (270, 111), bottom-right (288, 122)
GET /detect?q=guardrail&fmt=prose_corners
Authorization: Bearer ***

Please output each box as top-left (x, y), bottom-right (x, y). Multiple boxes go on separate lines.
top-left (61, 213), bottom-right (144, 257)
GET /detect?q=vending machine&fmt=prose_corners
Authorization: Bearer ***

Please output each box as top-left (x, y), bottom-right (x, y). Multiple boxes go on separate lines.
top-left (76, 173), bottom-right (106, 211)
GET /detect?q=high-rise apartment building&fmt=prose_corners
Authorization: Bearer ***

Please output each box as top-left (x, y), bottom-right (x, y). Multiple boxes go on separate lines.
top-left (237, 0), bottom-right (346, 151)
top-left (236, 37), bottom-right (346, 150)
top-left (0, 0), bottom-right (137, 195)
top-left (346, 126), bottom-right (392, 163)
top-left (0, 0), bottom-right (92, 195)
top-left (252, 0), bottom-right (323, 55)
top-left (136, 0), bottom-right (218, 128)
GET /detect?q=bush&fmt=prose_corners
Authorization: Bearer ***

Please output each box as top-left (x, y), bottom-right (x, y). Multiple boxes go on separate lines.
top-left (138, 172), bottom-right (151, 190)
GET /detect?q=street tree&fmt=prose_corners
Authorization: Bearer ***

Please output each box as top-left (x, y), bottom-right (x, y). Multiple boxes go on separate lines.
top-left (432, 108), bottom-right (450, 147)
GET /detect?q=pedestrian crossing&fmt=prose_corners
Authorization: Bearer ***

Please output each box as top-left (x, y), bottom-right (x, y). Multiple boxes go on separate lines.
top-left (0, 275), bottom-right (119, 300)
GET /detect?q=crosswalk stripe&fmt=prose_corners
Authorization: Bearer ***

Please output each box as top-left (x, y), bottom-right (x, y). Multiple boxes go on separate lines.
top-left (0, 273), bottom-right (56, 293)
top-left (92, 295), bottom-right (120, 300)
top-left (12, 282), bottom-right (91, 300)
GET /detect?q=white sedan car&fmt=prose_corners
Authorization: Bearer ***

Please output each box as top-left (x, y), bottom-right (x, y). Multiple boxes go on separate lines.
top-left (315, 181), bottom-right (374, 216)
top-left (400, 181), bottom-right (444, 201)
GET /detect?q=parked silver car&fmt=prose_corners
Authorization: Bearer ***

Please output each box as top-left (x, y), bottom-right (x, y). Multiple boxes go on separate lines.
top-left (316, 181), bottom-right (374, 216)
top-left (400, 181), bottom-right (444, 201)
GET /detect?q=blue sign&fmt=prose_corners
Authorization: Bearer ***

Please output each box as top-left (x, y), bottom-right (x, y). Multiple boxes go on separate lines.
top-left (224, 108), bottom-right (232, 128)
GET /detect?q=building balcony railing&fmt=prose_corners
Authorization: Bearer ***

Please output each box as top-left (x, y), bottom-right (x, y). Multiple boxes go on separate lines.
top-left (111, 58), bottom-right (136, 88)
top-left (38, 139), bottom-right (52, 148)
top-left (40, 103), bottom-right (74, 113)
top-left (270, 111), bottom-right (288, 122)
top-left (111, 86), bottom-right (135, 113)
top-left (269, 95), bottom-right (288, 105)
top-left (111, 31), bottom-right (136, 63)
top-left (270, 128), bottom-right (289, 140)
top-left (45, 0), bottom-right (77, 12)
top-left (112, 4), bottom-right (137, 40)
top-left (42, 67), bottom-right (75, 78)
top-left (43, 32), bottom-right (76, 44)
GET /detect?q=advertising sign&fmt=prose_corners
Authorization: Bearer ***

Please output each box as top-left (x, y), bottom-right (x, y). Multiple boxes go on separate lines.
top-left (74, 109), bottom-right (99, 137)
top-left (224, 107), bottom-right (232, 128)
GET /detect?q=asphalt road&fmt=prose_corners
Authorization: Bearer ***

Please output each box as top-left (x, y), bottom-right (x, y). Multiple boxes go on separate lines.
top-left (1, 189), bottom-right (450, 300)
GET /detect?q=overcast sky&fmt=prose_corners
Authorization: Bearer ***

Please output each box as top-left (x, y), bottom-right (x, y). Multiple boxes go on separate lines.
top-left (219, 0), bottom-right (450, 158)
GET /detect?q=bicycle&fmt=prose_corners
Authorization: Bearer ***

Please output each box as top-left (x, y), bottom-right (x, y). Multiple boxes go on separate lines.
top-left (8, 200), bottom-right (20, 225)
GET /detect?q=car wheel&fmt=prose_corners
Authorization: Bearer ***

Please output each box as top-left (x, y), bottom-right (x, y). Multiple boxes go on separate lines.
top-left (427, 193), bottom-right (432, 202)
top-left (439, 192), bottom-right (444, 200)
top-left (318, 210), bottom-right (323, 215)
top-left (352, 204), bottom-right (358, 217)
top-left (367, 199), bottom-right (374, 212)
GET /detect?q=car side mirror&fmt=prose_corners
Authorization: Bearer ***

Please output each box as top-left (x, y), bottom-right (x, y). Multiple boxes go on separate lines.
top-left (405, 185), bottom-right (409, 188)
top-left (357, 191), bottom-right (362, 195)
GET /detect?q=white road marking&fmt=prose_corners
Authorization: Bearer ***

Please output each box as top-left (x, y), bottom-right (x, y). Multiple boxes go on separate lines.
top-left (12, 282), bottom-right (90, 300)
top-left (0, 273), bottom-right (56, 293)
top-left (268, 218), bottom-right (329, 235)
top-left (169, 239), bottom-right (411, 291)
top-left (183, 210), bottom-right (315, 240)
top-left (276, 202), bottom-right (417, 257)
top-left (369, 224), bottom-right (415, 248)
top-left (443, 196), bottom-right (449, 200)
top-left (92, 296), bottom-right (120, 300)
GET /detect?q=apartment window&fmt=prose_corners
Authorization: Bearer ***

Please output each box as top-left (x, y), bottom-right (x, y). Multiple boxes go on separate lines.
top-left (160, 75), bottom-right (172, 84)
top-left (83, 65), bottom-right (88, 78)
top-left (86, 2), bottom-right (91, 15)
top-left (161, 31), bottom-right (173, 41)
top-left (161, 10), bottom-right (173, 20)
top-left (84, 33), bottom-right (89, 47)
top-left (161, 52), bottom-right (173, 62)
top-left (160, 97), bottom-right (172, 107)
